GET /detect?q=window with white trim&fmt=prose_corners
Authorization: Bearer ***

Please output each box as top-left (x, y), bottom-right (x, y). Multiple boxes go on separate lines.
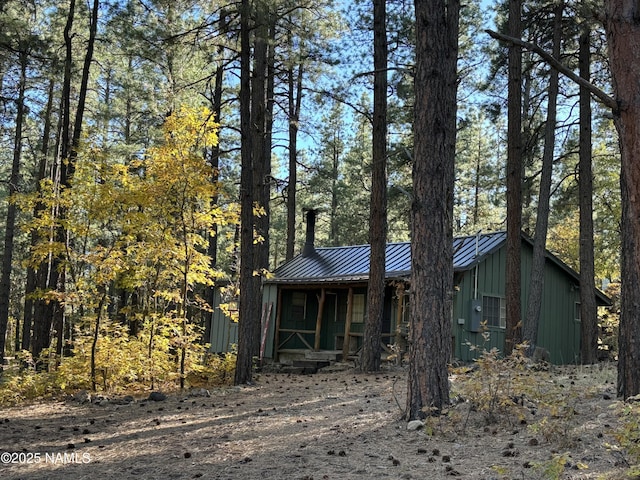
top-left (482, 295), bottom-right (506, 329)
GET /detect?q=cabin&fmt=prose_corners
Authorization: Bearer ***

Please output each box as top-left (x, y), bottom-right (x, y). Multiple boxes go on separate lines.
top-left (210, 213), bottom-right (610, 365)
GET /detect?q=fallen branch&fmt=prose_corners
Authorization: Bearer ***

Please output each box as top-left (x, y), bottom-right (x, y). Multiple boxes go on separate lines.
top-left (485, 29), bottom-right (617, 111)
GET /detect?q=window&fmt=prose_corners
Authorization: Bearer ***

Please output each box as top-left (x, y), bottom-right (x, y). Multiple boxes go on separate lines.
top-left (575, 302), bottom-right (581, 322)
top-left (291, 292), bottom-right (307, 320)
top-left (352, 294), bottom-right (365, 323)
top-left (482, 295), bottom-right (506, 329)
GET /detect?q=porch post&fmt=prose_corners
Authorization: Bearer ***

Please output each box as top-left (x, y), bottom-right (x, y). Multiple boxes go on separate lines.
top-left (343, 287), bottom-right (354, 359)
top-left (314, 288), bottom-right (326, 351)
top-left (395, 282), bottom-right (406, 366)
top-left (396, 283), bottom-right (404, 333)
top-left (273, 288), bottom-right (283, 361)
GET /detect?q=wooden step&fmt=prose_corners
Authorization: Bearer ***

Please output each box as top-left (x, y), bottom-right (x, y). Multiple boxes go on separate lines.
top-left (304, 350), bottom-right (342, 362)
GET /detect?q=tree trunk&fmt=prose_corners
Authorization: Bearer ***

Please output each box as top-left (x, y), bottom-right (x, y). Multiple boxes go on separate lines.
top-left (286, 55), bottom-right (303, 261)
top-left (472, 133), bottom-right (481, 226)
top-left (204, 10), bottom-right (227, 347)
top-left (0, 50), bottom-right (27, 366)
top-left (91, 289), bottom-right (107, 391)
top-left (504, 0), bottom-right (523, 356)
top-left (235, 0), bottom-right (256, 386)
top-left (406, 0), bottom-right (459, 420)
top-left (330, 134), bottom-right (340, 246)
top-left (361, 0), bottom-right (388, 373)
top-left (250, 0), bottom-right (271, 354)
top-left (70, 0), bottom-right (99, 170)
top-left (578, 28), bottom-right (598, 365)
top-left (523, 1), bottom-right (562, 354)
top-left (55, 0), bottom-right (100, 358)
top-left (604, 0), bottom-right (640, 398)
top-left (31, 0), bottom-right (77, 363)
top-left (23, 73), bottom-right (56, 353)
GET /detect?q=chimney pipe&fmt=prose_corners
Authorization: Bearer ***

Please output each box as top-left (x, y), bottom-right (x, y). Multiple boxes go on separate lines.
top-left (302, 209), bottom-right (317, 257)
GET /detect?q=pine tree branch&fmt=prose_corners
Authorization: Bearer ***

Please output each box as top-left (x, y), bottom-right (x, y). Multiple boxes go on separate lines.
top-left (485, 29), bottom-right (617, 111)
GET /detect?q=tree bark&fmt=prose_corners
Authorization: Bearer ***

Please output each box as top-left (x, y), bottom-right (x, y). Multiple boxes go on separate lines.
top-left (0, 50), bottom-right (27, 366)
top-left (578, 28), bottom-right (598, 365)
top-left (235, 0), bottom-right (256, 385)
top-left (251, 0), bottom-right (272, 354)
top-left (53, 0), bottom-right (100, 358)
top-left (204, 10), bottom-right (227, 347)
top-left (361, 0), bottom-right (388, 373)
top-left (406, 0), bottom-right (459, 419)
top-left (504, 0), bottom-right (523, 356)
top-left (31, 0), bottom-right (78, 363)
top-left (286, 53), bottom-right (303, 261)
top-left (604, 0), bottom-right (640, 398)
top-left (330, 130), bottom-right (340, 246)
top-left (69, 0), bottom-right (99, 172)
top-left (91, 289), bottom-right (107, 391)
top-left (523, 1), bottom-right (563, 354)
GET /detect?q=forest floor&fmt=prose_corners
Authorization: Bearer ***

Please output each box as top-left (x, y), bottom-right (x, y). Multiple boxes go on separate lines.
top-left (0, 361), bottom-right (634, 480)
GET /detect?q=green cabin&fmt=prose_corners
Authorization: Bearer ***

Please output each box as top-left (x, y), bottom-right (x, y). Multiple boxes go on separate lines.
top-left (211, 230), bottom-right (610, 365)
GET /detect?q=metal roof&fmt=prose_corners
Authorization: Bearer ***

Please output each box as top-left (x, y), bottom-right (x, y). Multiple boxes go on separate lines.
top-left (269, 231), bottom-right (507, 284)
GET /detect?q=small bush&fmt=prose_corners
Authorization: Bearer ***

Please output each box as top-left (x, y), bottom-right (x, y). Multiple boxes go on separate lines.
top-left (532, 452), bottom-right (569, 480)
top-left (613, 402), bottom-right (640, 475)
top-left (194, 349), bottom-right (237, 386)
top-left (453, 342), bottom-right (531, 426)
top-left (452, 338), bottom-right (583, 450)
top-left (0, 339), bottom-right (238, 407)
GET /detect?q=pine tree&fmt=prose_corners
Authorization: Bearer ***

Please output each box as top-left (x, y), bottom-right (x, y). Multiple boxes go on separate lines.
top-left (578, 26), bottom-right (598, 365)
top-left (604, 0), bottom-right (640, 399)
top-left (361, 0), bottom-right (388, 372)
top-left (523, 0), bottom-right (563, 354)
top-left (504, 0), bottom-right (523, 356)
top-left (406, 0), bottom-right (459, 420)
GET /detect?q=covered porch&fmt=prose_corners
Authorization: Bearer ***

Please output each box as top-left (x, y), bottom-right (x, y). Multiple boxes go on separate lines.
top-left (264, 282), bottom-right (409, 365)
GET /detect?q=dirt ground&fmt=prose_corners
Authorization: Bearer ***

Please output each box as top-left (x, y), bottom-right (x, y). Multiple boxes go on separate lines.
top-left (0, 362), bottom-right (632, 480)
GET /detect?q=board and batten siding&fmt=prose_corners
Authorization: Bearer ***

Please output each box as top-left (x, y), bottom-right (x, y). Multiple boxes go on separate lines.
top-left (535, 255), bottom-right (581, 364)
top-left (209, 288), bottom-right (238, 353)
top-left (453, 242), bottom-right (582, 364)
top-left (453, 245), bottom-right (507, 362)
top-left (519, 244), bottom-right (581, 364)
top-left (209, 283), bottom-right (279, 358)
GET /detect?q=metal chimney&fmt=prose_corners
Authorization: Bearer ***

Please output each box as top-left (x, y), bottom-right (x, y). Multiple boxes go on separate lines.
top-left (301, 209), bottom-right (318, 257)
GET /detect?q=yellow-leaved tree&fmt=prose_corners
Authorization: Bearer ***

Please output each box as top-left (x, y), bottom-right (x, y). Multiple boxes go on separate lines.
top-left (18, 106), bottom-right (237, 394)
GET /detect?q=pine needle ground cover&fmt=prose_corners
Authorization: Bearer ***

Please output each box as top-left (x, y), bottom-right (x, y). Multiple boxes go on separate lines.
top-left (0, 362), bottom-right (635, 480)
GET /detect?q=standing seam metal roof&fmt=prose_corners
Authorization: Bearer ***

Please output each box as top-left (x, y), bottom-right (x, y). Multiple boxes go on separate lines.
top-left (269, 231), bottom-right (507, 284)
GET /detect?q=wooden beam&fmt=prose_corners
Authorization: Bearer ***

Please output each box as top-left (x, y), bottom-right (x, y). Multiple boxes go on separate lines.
top-left (314, 288), bottom-right (326, 351)
top-left (276, 282), bottom-right (368, 290)
top-left (297, 332), bottom-right (314, 350)
top-left (278, 328), bottom-right (317, 334)
top-left (343, 287), bottom-right (354, 359)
